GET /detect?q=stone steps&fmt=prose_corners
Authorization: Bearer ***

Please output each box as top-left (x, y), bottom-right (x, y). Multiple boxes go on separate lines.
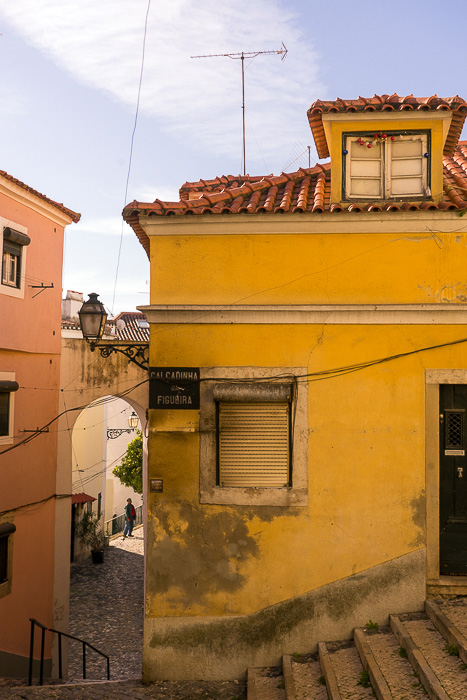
top-left (248, 597), bottom-right (467, 700)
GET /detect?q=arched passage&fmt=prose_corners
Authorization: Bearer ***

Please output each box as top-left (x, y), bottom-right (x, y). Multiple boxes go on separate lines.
top-left (54, 337), bottom-right (148, 673)
top-left (71, 395), bottom-right (144, 561)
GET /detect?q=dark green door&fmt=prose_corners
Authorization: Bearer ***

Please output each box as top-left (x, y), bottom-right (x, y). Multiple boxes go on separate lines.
top-left (440, 384), bottom-right (467, 575)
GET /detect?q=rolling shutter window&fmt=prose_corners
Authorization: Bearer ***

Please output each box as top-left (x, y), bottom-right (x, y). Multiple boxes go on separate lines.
top-left (2, 228), bottom-right (30, 289)
top-left (218, 402), bottom-right (290, 488)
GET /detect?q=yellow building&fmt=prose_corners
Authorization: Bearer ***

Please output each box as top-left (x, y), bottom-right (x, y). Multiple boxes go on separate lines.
top-left (123, 94), bottom-right (467, 681)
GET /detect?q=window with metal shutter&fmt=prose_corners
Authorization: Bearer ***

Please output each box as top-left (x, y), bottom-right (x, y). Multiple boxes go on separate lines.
top-left (2, 240), bottom-right (21, 287)
top-left (218, 402), bottom-right (290, 488)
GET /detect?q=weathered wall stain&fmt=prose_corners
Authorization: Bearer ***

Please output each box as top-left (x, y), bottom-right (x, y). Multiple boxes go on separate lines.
top-left (408, 491), bottom-right (426, 548)
top-left (149, 549), bottom-right (425, 653)
top-left (147, 504), bottom-right (259, 600)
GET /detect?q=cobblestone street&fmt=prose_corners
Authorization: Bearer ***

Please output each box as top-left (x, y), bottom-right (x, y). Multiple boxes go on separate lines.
top-left (68, 528), bottom-right (145, 682)
top-left (0, 527), bottom-right (245, 699)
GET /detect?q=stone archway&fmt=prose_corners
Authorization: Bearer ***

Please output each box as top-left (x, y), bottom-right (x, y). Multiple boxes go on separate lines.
top-left (53, 337), bottom-right (148, 671)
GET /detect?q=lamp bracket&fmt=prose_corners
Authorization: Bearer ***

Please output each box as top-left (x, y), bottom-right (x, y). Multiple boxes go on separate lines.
top-left (107, 428), bottom-right (135, 440)
top-left (89, 341), bottom-right (149, 371)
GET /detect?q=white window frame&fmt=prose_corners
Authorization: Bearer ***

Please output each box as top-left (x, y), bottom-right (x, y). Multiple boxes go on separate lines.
top-left (0, 372), bottom-right (17, 446)
top-left (199, 366), bottom-right (308, 506)
top-left (344, 131), bottom-right (430, 201)
top-left (0, 221), bottom-right (29, 299)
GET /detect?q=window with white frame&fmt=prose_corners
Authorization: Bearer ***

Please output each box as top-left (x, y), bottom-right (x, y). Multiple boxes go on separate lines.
top-left (343, 131), bottom-right (430, 200)
top-left (1, 227), bottom-right (30, 290)
top-left (199, 367), bottom-right (308, 507)
top-left (0, 376), bottom-right (18, 444)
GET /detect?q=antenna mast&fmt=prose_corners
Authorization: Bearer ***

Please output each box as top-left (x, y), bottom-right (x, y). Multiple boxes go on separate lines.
top-left (192, 43), bottom-right (288, 176)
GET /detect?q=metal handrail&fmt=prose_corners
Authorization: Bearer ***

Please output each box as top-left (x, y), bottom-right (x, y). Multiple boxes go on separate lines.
top-left (28, 618), bottom-right (110, 686)
top-left (104, 503), bottom-right (142, 537)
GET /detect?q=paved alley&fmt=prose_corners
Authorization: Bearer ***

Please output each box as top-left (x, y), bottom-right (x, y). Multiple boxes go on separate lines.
top-left (0, 527), bottom-right (245, 700)
top-left (67, 527), bottom-right (145, 682)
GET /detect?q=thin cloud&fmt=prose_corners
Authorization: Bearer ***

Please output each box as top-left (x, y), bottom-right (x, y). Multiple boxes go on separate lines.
top-left (0, 0), bottom-right (324, 167)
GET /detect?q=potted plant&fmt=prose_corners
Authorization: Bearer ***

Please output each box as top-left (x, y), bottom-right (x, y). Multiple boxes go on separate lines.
top-left (76, 510), bottom-right (105, 564)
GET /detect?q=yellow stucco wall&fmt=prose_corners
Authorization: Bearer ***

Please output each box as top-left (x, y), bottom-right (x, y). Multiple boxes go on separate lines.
top-left (142, 205), bottom-right (467, 678)
top-left (149, 226), bottom-right (467, 305)
top-left (147, 320), bottom-right (467, 618)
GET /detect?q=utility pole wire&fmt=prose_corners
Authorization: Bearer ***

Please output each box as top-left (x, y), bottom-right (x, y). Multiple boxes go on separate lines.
top-left (192, 43), bottom-right (287, 176)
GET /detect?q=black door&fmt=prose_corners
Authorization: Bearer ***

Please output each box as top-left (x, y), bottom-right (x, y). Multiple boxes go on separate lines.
top-left (440, 384), bottom-right (467, 575)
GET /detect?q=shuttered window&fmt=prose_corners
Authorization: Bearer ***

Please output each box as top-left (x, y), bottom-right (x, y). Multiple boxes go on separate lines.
top-left (2, 227), bottom-right (30, 289)
top-left (344, 132), bottom-right (429, 200)
top-left (0, 393), bottom-right (9, 437)
top-left (0, 380), bottom-right (19, 439)
top-left (0, 523), bottom-right (15, 590)
top-left (218, 402), bottom-right (290, 488)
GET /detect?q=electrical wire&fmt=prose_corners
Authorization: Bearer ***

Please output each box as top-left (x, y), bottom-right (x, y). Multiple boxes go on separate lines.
top-left (0, 378), bottom-right (148, 457)
top-left (111, 0), bottom-right (152, 314)
top-left (0, 493), bottom-right (70, 518)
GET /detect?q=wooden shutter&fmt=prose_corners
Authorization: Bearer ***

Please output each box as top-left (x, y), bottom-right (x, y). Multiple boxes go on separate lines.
top-left (346, 137), bottom-right (383, 199)
top-left (218, 402), bottom-right (290, 487)
top-left (387, 134), bottom-right (427, 197)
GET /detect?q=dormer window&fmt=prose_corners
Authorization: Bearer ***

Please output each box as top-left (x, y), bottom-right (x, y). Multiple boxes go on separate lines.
top-left (343, 131), bottom-right (430, 200)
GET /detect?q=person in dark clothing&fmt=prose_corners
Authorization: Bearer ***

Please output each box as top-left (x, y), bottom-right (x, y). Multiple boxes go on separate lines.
top-left (123, 498), bottom-right (136, 538)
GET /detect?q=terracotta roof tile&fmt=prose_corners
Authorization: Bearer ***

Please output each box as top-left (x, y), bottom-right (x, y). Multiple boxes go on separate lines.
top-left (307, 94), bottom-right (467, 158)
top-left (0, 170), bottom-right (80, 223)
top-left (110, 312), bottom-right (149, 342)
top-left (125, 144), bottom-right (467, 259)
top-left (72, 492), bottom-right (96, 504)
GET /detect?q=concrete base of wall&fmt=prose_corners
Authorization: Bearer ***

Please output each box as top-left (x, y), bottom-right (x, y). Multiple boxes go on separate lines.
top-left (0, 649), bottom-right (52, 681)
top-left (143, 548), bottom-right (426, 681)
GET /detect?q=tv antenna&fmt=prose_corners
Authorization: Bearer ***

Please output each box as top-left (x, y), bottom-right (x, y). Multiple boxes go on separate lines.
top-left (191, 43), bottom-right (288, 176)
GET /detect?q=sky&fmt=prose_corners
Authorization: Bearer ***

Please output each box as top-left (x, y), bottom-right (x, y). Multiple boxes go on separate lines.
top-left (0, 0), bottom-right (466, 315)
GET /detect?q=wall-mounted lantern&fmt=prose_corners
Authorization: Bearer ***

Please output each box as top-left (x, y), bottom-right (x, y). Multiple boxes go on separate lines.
top-left (107, 411), bottom-right (139, 440)
top-left (78, 293), bottom-right (149, 371)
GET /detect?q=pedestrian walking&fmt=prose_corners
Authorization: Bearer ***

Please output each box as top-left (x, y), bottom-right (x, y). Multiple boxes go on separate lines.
top-left (123, 498), bottom-right (136, 538)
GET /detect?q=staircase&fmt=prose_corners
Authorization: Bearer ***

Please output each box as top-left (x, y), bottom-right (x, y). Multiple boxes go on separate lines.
top-left (248, 598), bottom-right (467, 700)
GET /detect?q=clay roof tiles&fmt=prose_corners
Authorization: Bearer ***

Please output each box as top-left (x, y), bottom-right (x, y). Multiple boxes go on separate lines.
top-left (0, 170), bottom-right (80, 223)
top-left (307, 93), bottom-right (467, 159)
top-left (72, 493), bottom-right (96, 504)
top-left (110, 312), bottom-right (149, 342)
top-left (124, 144), bottom-right (467, 259)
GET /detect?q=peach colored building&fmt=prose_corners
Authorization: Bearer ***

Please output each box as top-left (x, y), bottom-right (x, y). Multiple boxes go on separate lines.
top-left (0, 170), bottom-right (79, 678)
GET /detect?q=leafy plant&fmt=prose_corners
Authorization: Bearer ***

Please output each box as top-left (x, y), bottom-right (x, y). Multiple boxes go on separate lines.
top-left (76, 510), bottom-right (104, 551)
top-left (318, 675), bottom-right (326, 686)
top-left (357, 669), bottom-right (371, 687)
top-left (113, 430), bottom-right (143, 494)
top-left (443, 643), bottom-right (459, 657)
top-left (398, 647), bottom-right (408, 658)
top-left (365, 619), bottom-right (379, 630)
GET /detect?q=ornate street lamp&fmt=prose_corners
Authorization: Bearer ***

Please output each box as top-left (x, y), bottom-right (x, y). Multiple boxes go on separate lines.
top-left (78, 292), bottom-right (107, 342)
top-left (128, 410), bottom-right (139, 429)
top-left (78, 293), bottom-right (149, 371)
top-left (107, 411), bottom-right (139, 440)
